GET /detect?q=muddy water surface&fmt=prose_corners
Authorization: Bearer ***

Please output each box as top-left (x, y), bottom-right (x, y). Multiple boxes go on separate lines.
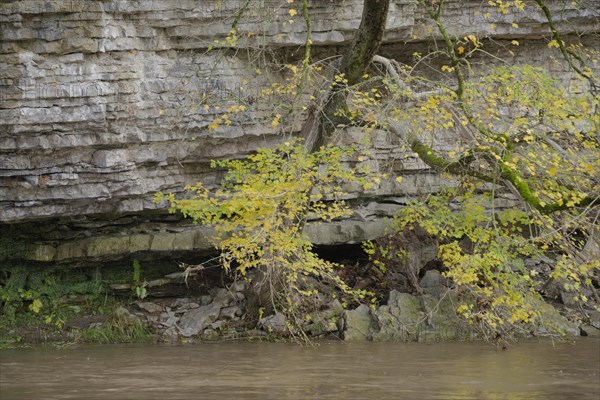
top-left (1, 339), bottom-right (599, 399)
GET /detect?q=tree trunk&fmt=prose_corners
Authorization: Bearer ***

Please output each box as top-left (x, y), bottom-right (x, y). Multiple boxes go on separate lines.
top-left (303, 0), bottom-right (390, 152)
top-left (246, 0), bottom-right (390, 325)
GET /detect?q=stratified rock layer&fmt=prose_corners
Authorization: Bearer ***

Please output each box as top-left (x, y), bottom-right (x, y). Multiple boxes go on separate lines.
top-left (1, 1), bottom-right (598, 263)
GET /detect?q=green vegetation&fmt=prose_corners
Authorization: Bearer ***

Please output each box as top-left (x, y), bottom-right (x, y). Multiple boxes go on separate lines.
top-left (79, 313), bottom-right (153, 344)
top-left (156, 140), bottom-right (375, 341)
top-left (390, 183), bottom-right (597, 342)
top-left (0, 262), bottom-right (157, 347)
top-left (158, 0), bottom-right (599, 343)
top-left (0, 265), bottom-right (104, 326)
top-left (0, 234), bottom-right (25, 262)
top-left (2, 0), bottom-right (598, 346)
top-left (132, 259), bottom-right (148, 300)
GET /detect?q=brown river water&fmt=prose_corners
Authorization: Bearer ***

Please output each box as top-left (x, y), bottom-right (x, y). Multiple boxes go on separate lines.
top-left (1, 339), bottom-right (599, 400)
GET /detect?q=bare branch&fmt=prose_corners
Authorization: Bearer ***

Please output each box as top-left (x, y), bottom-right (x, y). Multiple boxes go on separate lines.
top-left (372, 55), bottom-right (440, 100)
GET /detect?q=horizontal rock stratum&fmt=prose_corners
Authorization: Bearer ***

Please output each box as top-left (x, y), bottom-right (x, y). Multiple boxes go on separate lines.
top-left (1, 0), bottom-right (598, 263)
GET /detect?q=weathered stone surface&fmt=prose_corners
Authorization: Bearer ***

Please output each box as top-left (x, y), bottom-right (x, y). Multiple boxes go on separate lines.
top-left (418, 294), bottom-right (464, 342)
top-left (114, 305), bottom-right (142, 324)
top-left (160, 326), bottom-right (180, 343)
top-left (532, 299), bottom-right (581, 337)
top-left (229, 281), bottom-right (246, 293)
top-left (419, 270), bottom-right (451, 298)
top-left (419, 270), bottom-right (444, 288)
top-left (366, 290), bottom-right (470, 342)
top-left (343, 304), bottom-right (373, 341)
top-left (219, 305), bottom-right (242, 320)
top-left (160, 310), bottom-right (178, 328)
top-left (346, 289), bottom-right (581, 342)
top-left (177, 302), bottom-right (221, 337)
top-left (305, 219), bottom-right (390, 245)
top-left (303, 299), bottom-right (344, 336)
top-left (136, 301), bottom-right (163, 314)
top-left (581, 325), bottom-right (600, 337)
top-left (18, 215), bottom-right (396, 263)
top-left (371, 291), bottom-right (424, 341)
top-left (580, 310), bottom-right (600, 337)
top-left (170, 298), bottom-right (199, 311)
top-left (258, 311), bottom-right (288, 336)
top-left (0, 1), bottom-right (598, 263)
top-left (212, 288), bottom-right (236, 309)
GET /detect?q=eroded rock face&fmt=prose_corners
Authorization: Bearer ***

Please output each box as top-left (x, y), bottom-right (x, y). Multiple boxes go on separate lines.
top-left (178, 302), bottom-right (222, 337)
top-left (342, 289), bottom-right (582, 342)
top-left (1, 1), bottom-right (598, 263)
top-left (343, 304), bottom-right (373, 341)
top-left (342, 290), bottom-right (469, 342)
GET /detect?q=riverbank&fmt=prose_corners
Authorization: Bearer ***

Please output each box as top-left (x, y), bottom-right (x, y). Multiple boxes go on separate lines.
top-left (2, 260), bottom-right (598, 348)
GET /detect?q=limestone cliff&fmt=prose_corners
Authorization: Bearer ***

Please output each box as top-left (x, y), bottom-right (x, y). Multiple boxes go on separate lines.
top-left (1, 0), bottom-right (598, 264)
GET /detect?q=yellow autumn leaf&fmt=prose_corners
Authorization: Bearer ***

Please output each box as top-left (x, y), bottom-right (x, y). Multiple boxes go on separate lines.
top-left (29, 299), bottom-right (42, 313)
top-left (271, 114), bottom-right (281, 127)
top-left (464, 35), bottom-right (478, 46)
